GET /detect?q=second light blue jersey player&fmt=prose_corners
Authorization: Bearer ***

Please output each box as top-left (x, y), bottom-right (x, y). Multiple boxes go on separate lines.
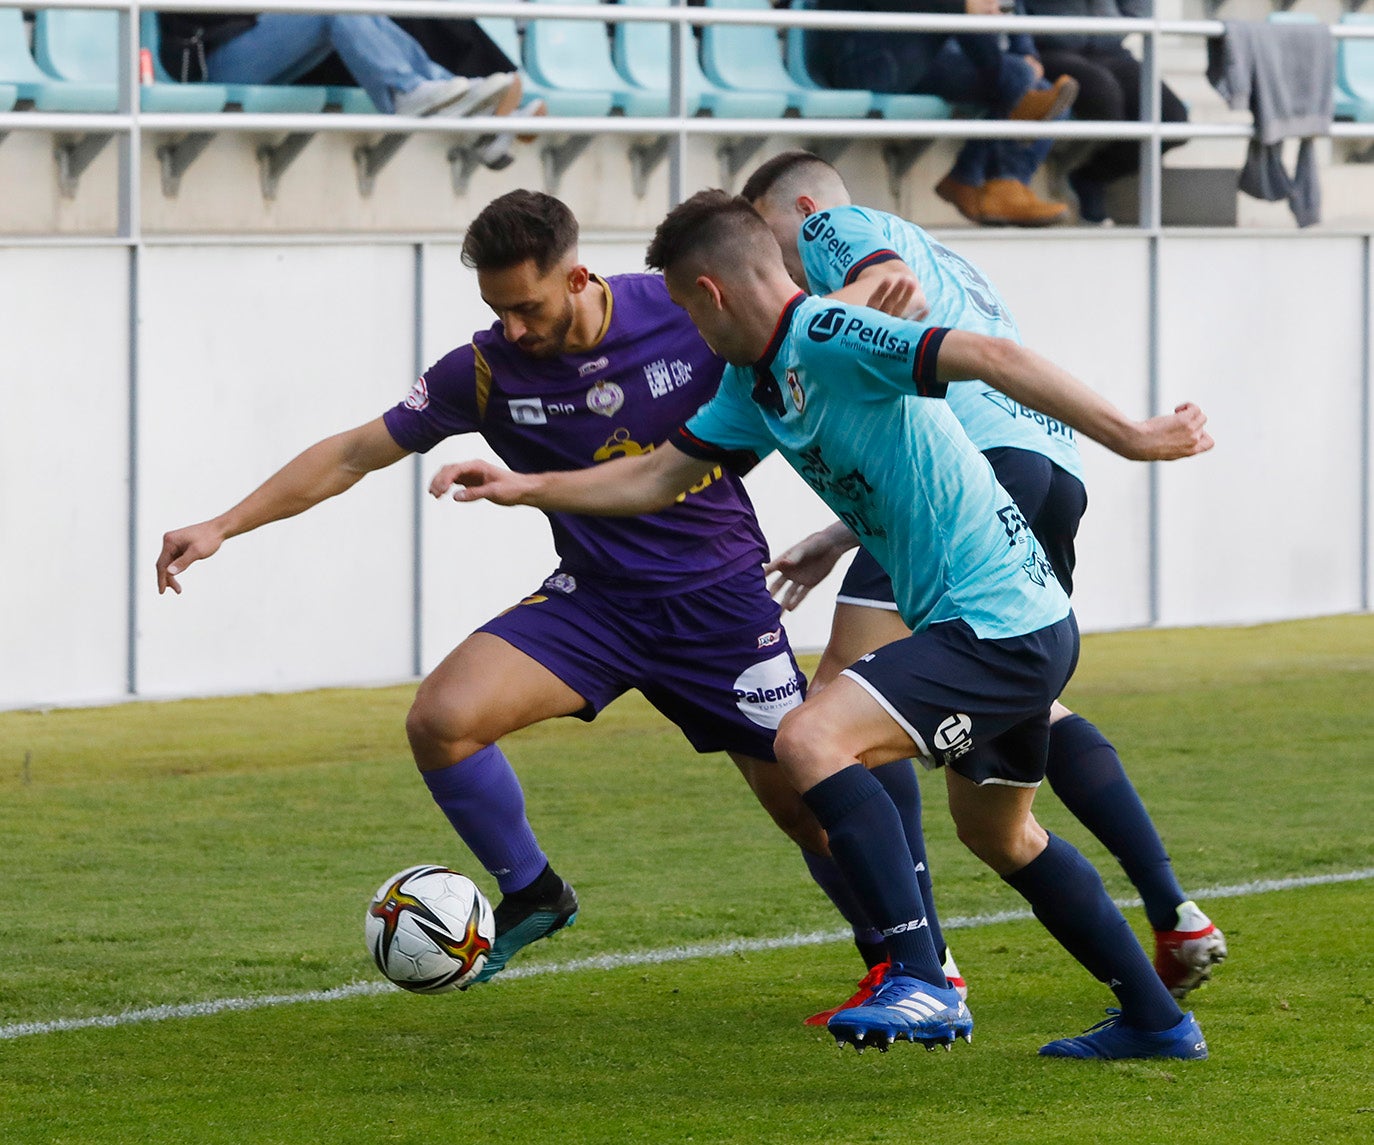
top-left (680, 292), bottom-right (1070, 642)
top-left (796, 204), bottom-right (1084, 483)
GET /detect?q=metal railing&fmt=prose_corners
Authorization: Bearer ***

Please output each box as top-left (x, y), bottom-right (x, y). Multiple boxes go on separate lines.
top-left (3, 0), bottom-right (1374, 234)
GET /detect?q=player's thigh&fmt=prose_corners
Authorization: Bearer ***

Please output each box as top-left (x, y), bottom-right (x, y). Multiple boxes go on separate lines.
top-left (773, 674), bottom-right (923, 791)
top-left (410, 631), bottom-right (587, 751)
top-left (943, 766), bottom-right (1047, 875)
top-left (729, 752), bottom-right (829, 855)
top-left (815, 604), bottom-right (913, 689)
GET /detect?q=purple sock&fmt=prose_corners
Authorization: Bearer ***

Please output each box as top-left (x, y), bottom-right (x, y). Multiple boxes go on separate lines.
top-left (420, 743), bottom-right (547, 894)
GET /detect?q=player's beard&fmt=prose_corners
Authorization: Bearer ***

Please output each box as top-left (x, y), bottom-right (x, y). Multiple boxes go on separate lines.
top-left (517, 299), bottom-right (576, 359)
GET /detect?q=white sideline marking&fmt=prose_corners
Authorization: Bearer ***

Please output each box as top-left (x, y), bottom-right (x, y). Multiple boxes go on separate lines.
top-left (3, 866), bottom-right (1371, 1042)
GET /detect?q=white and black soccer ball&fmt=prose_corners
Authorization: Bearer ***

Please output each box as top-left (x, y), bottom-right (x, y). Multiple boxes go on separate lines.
top-left (365, 865), bottom-right (495, 993)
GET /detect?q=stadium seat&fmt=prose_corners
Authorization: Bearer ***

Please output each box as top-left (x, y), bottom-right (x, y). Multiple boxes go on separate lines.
top-left (701, 0), bottom-right (872, 118)
top-left (524, 0), bottom-right (675, 116)
top-left (0, 81), bottom-right (16, 111)
top-left (32, 10), bottom-right (230, 112)
top-left (613, 0), bottom-right (789, 118)
top-left (784, 0), bottom-right (951, 121)
top-left (1337, 14), bottom-right (1374, 123)
top-left (477, 16), bottom-right (614, 117)
top-left (131, 13), bottom-right (328, 113)
top-left (0, 9), bottom-right (119, 111)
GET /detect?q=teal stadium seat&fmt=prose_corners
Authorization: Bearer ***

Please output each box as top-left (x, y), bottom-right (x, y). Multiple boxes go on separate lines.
top-left (785, 0), bottom-right (951, 121)
top-left (701, 0), bottom-right (872, 118)
top-left (0, 9), bottom-right (118, 111)
top-left (131, 12), bottom-right (327, 113)
top-left (0, 82), bottom-right (16, 111)
top-left (1337, 14), bottom-right (1374, 123)
top-left (1267, 11), bottom-right (1363, 122)
top-left (525, 0), bottom-right (674, 115)
top-left (477, 16), bottom-right (614, 117)
top-left (613, 0), bottom-right (789, 118)
top-left (33, 10), bottom-right (227, 111)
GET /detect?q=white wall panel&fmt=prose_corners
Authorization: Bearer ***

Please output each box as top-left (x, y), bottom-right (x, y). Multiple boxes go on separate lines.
top-left (0, 248), bottom-right (129, 706)
top-left (136, 244), bottom-right (417, 695)
top-left (1156, 237), bottom-right (1365, 625)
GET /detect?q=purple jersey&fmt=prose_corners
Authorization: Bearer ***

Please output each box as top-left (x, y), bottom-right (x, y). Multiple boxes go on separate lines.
top-left (383, 273), bottom-right (768, 594)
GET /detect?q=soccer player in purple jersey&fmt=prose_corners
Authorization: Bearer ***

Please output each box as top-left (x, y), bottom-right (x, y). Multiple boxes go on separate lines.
top-left (156, 189), bottom-right (819, 981)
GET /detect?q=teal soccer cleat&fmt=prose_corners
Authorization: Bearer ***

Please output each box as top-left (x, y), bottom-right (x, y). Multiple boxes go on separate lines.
top-left (469, 877), bottom-right (578, 984)
top-left (1039, 1009), bottom-right (1208, 1060)
top-left (827, 966), bottom-right (973, 1053)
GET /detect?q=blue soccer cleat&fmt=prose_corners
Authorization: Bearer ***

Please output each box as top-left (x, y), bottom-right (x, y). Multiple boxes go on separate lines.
top-left (469, 877), bottom-right (578, 985)
top-left (826, 966), bottom-right (974, 1053)
top-left (1039, 1009), bottom-right (1209, 1060)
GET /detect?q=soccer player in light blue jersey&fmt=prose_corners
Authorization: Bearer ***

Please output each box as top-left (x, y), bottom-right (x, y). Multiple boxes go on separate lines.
top-left (742, 151), bottom-right (1228, 1015)
top-left (430, 191), bottom-right (1214, 1060)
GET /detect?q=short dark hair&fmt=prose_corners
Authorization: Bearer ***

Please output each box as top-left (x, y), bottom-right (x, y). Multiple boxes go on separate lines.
top-left (646, 189), bottom-right (775, 276)
top-left (739, 150), bottom-right (835, 204)
top-left (461, 190), bottom-right (579, 274)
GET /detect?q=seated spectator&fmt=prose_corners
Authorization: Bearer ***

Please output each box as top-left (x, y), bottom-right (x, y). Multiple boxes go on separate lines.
top-left (806, 0), bottom-right (1079, 226)
top-left (157, 13), bottom-right (519, 120)
top-left (1018, 0), bottom-right (1189, 223)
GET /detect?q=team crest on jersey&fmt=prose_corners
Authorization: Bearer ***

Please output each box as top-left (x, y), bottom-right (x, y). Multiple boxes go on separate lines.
top-left (586, 380), bottom-right (625, 417)
top-left (508, 398), bottom-right (547, 426)
top-left (543, 573), bottom-right (577, 594)
top-left (403, 377), bottom-right (430, 411)
top-left (785, 369), bottom-right (805, 413)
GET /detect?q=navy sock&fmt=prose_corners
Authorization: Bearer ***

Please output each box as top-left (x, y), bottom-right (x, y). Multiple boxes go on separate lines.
top-left (800, 765), bottom-right (943, 983)
top-left (800, 850), bottom-right (883, 948)
top-left (420, 743), bottom-right (548, 894)
top-left (1003, 834), bottom-right (1182, 1031)
top-left (873, 759), bottom-right (947, 960)
top-left (1046, 715), bottom-right (1186, 932)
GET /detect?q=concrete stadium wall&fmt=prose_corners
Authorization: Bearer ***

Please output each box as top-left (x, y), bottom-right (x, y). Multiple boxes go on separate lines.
top-left (1, 230), bottom-right (1370, 710)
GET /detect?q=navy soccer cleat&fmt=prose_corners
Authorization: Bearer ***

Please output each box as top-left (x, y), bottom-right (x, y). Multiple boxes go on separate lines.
top-left (1038, 1009), bottom-right (1208, 1060)
top-left (826, 966), bottom-right (973, 1053)
top-left (469, 877), bottom-right (579, 984)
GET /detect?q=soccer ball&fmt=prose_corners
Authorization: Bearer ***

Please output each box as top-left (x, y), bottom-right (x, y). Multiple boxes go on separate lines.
top-left (365, 865), bottom-right (496, 993)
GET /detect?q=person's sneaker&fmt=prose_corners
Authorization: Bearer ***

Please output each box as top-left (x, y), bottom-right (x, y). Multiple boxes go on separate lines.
top-left (471, 99), bottom-right (549, 170)
top-left (393, 76), bottom-right (477, 118)
top-left (468, 876), bottom-right (578, 984)
top-left (978, 179), bottom-right (1068, 228)
top-left (942, 946), bottom-right (967, 1001)
top-left (1010, 74), bottom-right (1079, 121)
top-left (935, 174), bottom-right (984, 223)
top-left (440, 72), bottom-right (520, 119)
top-left (827, 966), bottom-right (973, 1053)
top-left (1154, 900), bottom-right (1228, 999)
top-left (803, 960), bottom-right (889, 1027)
top-left (1039, 1009), bottom-right (1208, 1060)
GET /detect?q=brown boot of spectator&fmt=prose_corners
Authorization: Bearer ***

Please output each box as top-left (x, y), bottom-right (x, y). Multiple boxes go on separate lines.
top-left (979, 179), bottom-right (1068, 227)
top-left (1010, 75), bottom-right (1079, 121)
top-left (935, 175), bottom-right (984, 223)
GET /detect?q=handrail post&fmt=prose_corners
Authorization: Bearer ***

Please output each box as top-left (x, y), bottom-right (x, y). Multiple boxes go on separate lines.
top-left (1138, 11), bottom-right (1162, 231)
top-left (668, 0), bottom-right (689, 208)
top-left (117, 0), bottom-right (140, 239)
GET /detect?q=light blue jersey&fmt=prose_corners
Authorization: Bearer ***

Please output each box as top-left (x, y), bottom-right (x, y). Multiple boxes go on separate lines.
top-left (679, 294), bottom-right (1071, 641)
top-left (796, 204), bottom-right (1084, 482)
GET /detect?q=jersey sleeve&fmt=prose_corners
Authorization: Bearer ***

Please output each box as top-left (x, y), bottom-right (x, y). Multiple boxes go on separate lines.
top-left (799, 205), bottom-right (903, 293)
top-left (679, 369), bottom-right (776, 465)
top-left (381, 343), bottom-right (483, 454)
top-left (800, 299), bottom-right (952, 401)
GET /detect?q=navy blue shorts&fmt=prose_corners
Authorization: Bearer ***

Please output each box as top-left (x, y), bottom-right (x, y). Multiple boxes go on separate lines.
top-left (841, 614), bottom-right (1080, 787)
top-left (836, 448), bottom-right (1088, 607)
top-left (478, 567), bottom-right (805, 762)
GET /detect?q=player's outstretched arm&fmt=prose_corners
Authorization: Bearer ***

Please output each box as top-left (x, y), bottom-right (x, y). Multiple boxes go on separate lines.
top-left (935, 331), bottom-right (1215, 462)
top-left (156, 417), bottom-right (409, 595)
top-left (430, 440), bottom-right (718, 517)
top-left (764, 520), bottom-right (860, 611)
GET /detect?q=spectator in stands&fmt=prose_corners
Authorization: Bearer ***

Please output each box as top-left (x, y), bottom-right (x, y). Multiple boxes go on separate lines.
top-left (1017, 0), bottom-right (1189, 223)
top-left (157, 13), bottom-right (519, 121)
top-left (805, 0), bottom-right (1079, 226)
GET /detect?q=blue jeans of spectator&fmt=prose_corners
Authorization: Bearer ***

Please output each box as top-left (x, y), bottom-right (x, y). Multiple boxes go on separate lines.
top-left (206, 15), bottom-right (452, 113)
top-left (814, 32), bottom-right (1038, 184)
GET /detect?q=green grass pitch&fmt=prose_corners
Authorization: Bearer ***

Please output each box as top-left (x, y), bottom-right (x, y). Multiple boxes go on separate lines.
top-left (1, 615), bottom-right (1371, 1143)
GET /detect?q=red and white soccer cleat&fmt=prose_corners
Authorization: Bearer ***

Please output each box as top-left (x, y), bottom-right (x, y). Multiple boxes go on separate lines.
top-left (1154, 900), bottom-right (1227, 999)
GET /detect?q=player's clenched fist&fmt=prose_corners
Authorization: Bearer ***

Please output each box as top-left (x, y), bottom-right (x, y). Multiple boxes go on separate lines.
top-left (1132, 402), bottom-right (1214, 462)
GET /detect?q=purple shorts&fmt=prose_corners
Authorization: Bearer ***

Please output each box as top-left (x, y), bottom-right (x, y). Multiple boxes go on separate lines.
top-left (842, 615), bottom-right (1079, 787)
top-left (478, 567), bottom-right (806, 761)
